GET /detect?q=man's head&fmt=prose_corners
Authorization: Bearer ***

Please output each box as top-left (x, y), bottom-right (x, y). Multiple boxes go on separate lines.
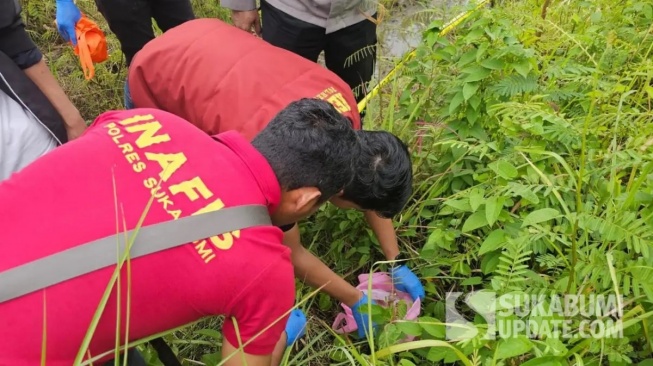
top-left (330, 130), bottom-right (413, 218)
top-left (252, 98), bottom-right (360, 226)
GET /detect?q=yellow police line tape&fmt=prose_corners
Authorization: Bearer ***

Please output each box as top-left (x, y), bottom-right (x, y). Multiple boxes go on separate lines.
top-left (357, 0), bottom-right (492, 113)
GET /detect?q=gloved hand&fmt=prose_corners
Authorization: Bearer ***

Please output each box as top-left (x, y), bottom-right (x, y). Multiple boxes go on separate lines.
top-left (351, 293), bottom-right (378, 338)
top-left (285, 309), bottom-right (307, 346)
top-left (391, 265), bottom-right (425, 301)
top-left (55, 0), bottom-right (82, 46)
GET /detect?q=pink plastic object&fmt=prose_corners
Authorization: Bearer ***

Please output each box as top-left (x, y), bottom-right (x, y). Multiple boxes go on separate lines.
top-left (332, 272), bottom-right (422, 342)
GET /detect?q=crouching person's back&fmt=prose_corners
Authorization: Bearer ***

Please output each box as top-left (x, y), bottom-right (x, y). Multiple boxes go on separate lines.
top-left (0, 98), bottom-right (359, 366)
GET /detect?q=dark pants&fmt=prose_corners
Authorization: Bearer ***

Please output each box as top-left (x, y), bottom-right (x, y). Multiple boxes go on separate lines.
top-left (94, 0), bottom-right (195, 66)
top-left (260, 0), bottom-right (377, 104)
top-left (102, 348), bottom-right (146, 366)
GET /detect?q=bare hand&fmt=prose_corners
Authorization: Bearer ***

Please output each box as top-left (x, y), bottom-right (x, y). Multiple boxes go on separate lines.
top-left (65, 117), bottom-right (87, 141)
top-left (231, 10), bottom-right (261, 36)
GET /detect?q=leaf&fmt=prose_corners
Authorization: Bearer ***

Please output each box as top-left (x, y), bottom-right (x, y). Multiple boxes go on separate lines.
top-left (462, 209), bottom-right (488, 232)
top-left (466, 107), bottom-right (480, 124)
top-left (469, 188), bottom-right (485, 212)
top-left (522, 208), bottom-right (561, 227)
top-left (463, 82), bottom-right (480, 101)
top-left (426, 32), bottom-right (438, 48)
top-left (201, 352), bottom-right (220, 366)
top-left (488, 74), bottom-right (538, 97)
top-left (490, 160), bottom-right (519, 179)
top-left (481, 57), bottom-right (505, 70)
top-left (462, 276), bottom-right (482, 286)
top-left (443, 198), bottom-right (472, 212)
top-left (520, 356), bottom-right (562, 366)
top-left (377, 340), bottom-right (474, 365)
top-left (379, 323), bottom-right (403, 349)
top-left (458, 48), bottom-right (478, 67)
top-left (513, 59), bottom-right (531, 78)
top-left (485, 196), bottom-right (505, 226)
top-left (481, 250), bottom-right (502, 274)
top-left (449, 91), bottom-right (465, 114)
top-left (496, 336), bottom-right (533, 359)
top-left (498, 161), bottom-right (518, 179)
top-left (195, 329), bottom-right (222, 340)
top-left (464, 66), bottom-right (492, 82)
top-left (644, 85), bottom-right (653, 101)
top-left (418, 316), bottom-right (445, 338)
top-left (479, 229), bottom-right (506, 255)
top-left (396, 321), bottom-right (422, 336)
top-left (318, 293), bottom-right (331, 310)
top-left (416, 74), bottom-right (430, 85)
top-left (426, 229), bottom-right (443, 248)
top-left (469, 94), bottom-right (482, 110)
top-left (399, 360), bottom-right (417, 366)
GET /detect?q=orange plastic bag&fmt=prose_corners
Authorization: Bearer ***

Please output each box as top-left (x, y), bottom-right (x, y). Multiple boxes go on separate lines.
top-left (72, 14), bottom-right (108, 80)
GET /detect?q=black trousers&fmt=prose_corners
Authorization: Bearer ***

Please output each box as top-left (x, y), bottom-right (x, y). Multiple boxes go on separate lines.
top-left (260, 0), bottom-right (377, 103)
top-left (102, 349), bottom-right (146, 366)
top-left (94, 0), bottom-right (195, 66)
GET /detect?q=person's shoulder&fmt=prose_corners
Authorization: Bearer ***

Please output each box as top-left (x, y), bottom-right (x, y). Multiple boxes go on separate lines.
top-left (0, 1), bottom-right (20, 30)
top-left (89, 108), bottom-right (194, 129)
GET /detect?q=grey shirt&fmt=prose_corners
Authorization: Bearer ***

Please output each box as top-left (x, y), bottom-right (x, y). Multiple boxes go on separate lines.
top-left (0, 88), bottom-right (57, 181)
top-left (220, 0), bottom-right (376, 34)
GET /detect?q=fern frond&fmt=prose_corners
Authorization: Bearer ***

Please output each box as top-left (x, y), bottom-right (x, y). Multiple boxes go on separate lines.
top-left (396, 8), bottom-right (446, 27)
top-left (492, 236), bottom-right (533, 294)
top-left (488, 74), bottom-right (539, 97)
top-left (626, 257), bottom-right (653, 300)
top-left (344, 45), bottom-right (378, 68)
top-left (578, 212), bottom-right (653, 258)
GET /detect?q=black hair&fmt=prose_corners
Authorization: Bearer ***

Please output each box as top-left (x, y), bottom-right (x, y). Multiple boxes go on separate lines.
top-left (341, 130), bottom-right (413, 218)
top-left (252, 98), bottom-right (360, 203)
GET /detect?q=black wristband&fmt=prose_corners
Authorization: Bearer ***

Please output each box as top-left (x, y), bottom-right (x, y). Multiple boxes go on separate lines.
top-left (391, 252), bottom-right (407, 267)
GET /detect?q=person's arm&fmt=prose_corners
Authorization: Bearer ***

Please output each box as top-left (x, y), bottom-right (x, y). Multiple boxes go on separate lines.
top-left (364, 212), bottom-right (426, 301)
top-left (220, 0), bottom-right (261, 36)
top-left (284, 224), bottom-right (379, 338)
top-left (220, 252), bottom-right (295, 366)
top-left (221, 336), bottom-right (273, 366)
top-left (0, 0), bottom-right (86, 141)
top-left (23, 58), bottom-right (87, 140)
top-left (283, 224), bottom-right (363, 307)
top-left (364, 212), bottom-right (400, 260)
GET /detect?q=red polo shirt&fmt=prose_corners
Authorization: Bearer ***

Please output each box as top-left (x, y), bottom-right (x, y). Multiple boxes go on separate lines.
top-left (128, 18), bottom-right (361, 141)
top-left (0, 109), bottom-right (294, 365)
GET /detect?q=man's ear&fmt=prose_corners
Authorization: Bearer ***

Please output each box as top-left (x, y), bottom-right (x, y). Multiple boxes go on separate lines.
top-left (293, 187), bottom-right (322, 212)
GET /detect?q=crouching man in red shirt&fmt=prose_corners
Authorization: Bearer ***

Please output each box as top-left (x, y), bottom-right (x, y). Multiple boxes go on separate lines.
top-left (0, 99), bottom-right (359, 366)
top-left (128, 18), bottom-right (424, 339)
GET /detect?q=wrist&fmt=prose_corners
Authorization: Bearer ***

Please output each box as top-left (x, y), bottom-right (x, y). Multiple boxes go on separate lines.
top-left (59, 107), bottom-right (83, 126)
top-left (385, 248), bottom-right (400, 261)
top-left (352, 292), bottom-right (368, 309)
top-left (391, 252), bottom-right (408, 268)
top-left (343, 289), bottom-right (364, 308)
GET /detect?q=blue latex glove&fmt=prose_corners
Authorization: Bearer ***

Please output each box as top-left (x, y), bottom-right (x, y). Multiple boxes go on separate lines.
top-left (55, 0), bottom-right (82, 46)
top-left (351, 293), bottom-right (378, 338)
top-left (285, 309), bottom-right (307, 346)
top-left (391, 265), bottom-right (425, 301)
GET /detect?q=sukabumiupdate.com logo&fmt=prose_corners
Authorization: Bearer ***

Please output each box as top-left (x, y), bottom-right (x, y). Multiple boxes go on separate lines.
top-left (445, 290), bottom-right (624, 341)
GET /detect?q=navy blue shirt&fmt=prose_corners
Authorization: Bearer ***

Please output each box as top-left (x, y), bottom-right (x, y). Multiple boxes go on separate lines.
top-left (0, 0), bottom-right (43, 69)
